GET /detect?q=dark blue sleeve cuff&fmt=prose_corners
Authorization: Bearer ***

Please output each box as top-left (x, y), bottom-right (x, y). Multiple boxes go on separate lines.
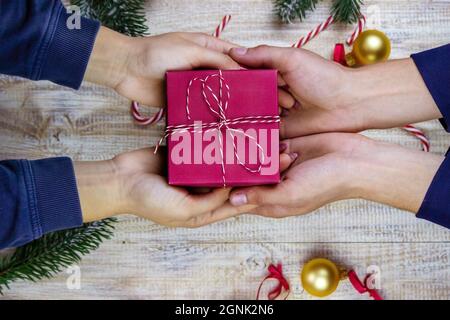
top-left (416, 155), bottom-right (450, 229)
top-left (411, 44), bottom-right (450, 133)
top-left (33, 4), bottom-right (100, 89)
top-left (25, 157), bottom-right (83, 237)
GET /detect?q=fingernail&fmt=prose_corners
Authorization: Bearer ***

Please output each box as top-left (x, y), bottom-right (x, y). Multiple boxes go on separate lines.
top-left (230, 193), bottom-right (248, 206)
top-left (289, 152), bottom-right (299, 161)
top-left (279, 142), bottom-right (288, 153)
top-left (233, 47), bottom-right (248, 55)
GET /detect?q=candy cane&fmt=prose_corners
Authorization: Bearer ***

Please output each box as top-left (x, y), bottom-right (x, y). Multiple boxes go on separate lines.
top-left (213, 14), bottom-right (232, 38)
top-left (346, 15), bottom-right (366, 46)
top-left (131, 15), bottom-right (232, 126)
top-left (293, 15), bottom-right (367, 48)
top-left (131, 101), bottom-right (165, 126)
top-left (292, 15), bottom-right (335, 48)
top-left (403, 124), bottom-right (430, 152)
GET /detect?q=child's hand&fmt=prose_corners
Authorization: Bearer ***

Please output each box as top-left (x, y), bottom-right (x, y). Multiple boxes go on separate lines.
top-left (74, 148), bottom-right (247, 227)
top-left (229, 133), bottom-right (444, 217)
top-left (85, 27), bottom-right (240, 107)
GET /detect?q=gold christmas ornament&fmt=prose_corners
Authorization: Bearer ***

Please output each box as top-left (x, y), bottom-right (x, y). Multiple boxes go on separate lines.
top-left (345, 29), bottom-right (391, 67)
top-left (300, 258), bottom-right (346, 297)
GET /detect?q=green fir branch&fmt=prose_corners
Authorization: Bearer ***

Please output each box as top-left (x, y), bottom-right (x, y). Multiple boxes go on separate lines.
top-left (274, 0), bottom-right (363, 24)
top-left (275, 0), bottom-right (321, 23)
top-left (331, 0), bottom-right (363, 24)
top-left (71, 0), bottom-right (149, 36)
top-left (0, 219), bottom-right (116, 294)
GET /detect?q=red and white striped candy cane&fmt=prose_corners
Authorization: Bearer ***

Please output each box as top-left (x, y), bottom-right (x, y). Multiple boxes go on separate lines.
top-left (213, 14), bottom-right (232, 38)
top-left (292, 15), bottom-right (335, 48)
top-left (131, 101), bottom-right (165, 126)
top-left (403, 124), bottom-right (430, 152)
top-left (293, 15), bottom-right (366, 48)
top-left (346, 15), bottom-right (366, 46)
top-left (131, 15), bottom-right (232, 126)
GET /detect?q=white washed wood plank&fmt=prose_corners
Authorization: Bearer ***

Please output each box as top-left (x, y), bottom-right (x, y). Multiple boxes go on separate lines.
top-left (1, 0), bottom-right (450, 299)
top-left (2, 242), bottom-right (449, 299)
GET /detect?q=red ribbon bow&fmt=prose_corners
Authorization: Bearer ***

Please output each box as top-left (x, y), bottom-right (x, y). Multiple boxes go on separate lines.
top-left (348, 270), bottom-right (383, 300)
top-left (256, 263), bottom-right (290, 300)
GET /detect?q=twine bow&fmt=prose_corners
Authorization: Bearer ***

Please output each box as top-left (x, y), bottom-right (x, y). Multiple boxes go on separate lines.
top-left (156, 70), bottom-right (280, 186)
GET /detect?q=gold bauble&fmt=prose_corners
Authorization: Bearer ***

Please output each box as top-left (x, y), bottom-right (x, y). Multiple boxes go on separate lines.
top-left (301, 258), bottom-right (342, 297)
top-left (345, 29), bottom-right (391, 67)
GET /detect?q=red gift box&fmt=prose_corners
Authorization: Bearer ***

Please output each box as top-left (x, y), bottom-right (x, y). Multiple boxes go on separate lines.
top-left (165, 69), bottom-right (280, 187)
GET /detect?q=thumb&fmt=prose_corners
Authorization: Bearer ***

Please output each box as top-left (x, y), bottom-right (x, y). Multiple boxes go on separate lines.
top-left (187, 187), bottom-right (231, 216)
top-left (229, 153), bottom-right (298, 206)
top-left (229, 45), bottom-right (298, 73)
top-left (280, 152), bottom-right (299, 172)
top-left (229, 184), bottom-right (286, 207)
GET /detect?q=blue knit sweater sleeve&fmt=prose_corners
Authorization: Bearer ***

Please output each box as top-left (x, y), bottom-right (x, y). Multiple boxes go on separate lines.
top-left (411, 44), bottom-right (450, 229)
top-left (0, 0), bottom-right (100, 89)
top-left (0, 0), bottom-right (100, 249)
top-left (0, 158), bottom-right (83, 249)
top-left (411, 45), bottom-right (450, 132)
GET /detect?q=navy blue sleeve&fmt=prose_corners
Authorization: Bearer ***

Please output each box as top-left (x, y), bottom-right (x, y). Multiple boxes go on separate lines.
top-left (411, 44), bottom-right (450, 229)
top-left (416, 154), bottom-right (450, 229)
top-left (0, 0), bottom-right (100, 89)
top-left (411, 44), bottom-right (450, 132)
top-left (0, 157), bottom-right (83, 249)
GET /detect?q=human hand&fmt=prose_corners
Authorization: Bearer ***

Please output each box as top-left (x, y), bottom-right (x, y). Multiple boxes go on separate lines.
top-left (85, 27), bottom-right (240, 107)
top-left (229, 133), bottom-right (444, 217)
top-left (229, 46), bottom-right (442, 138)
top-left (74, 148), bottom-right (248, 227)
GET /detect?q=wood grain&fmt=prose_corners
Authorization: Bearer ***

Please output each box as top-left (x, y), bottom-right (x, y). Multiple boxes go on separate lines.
top-left (1, 0), bottom-right (450, 299)
top-left (3, 242), bottom-right (450, 300)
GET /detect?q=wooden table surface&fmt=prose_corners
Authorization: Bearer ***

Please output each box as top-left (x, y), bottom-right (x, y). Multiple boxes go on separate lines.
top-left (1, 0), bottom-right (450, 300)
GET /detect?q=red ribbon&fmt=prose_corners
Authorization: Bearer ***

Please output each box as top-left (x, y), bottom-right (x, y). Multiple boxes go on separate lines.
top-left (348, 270), bottom-right (383, 300)
top-left (256, 264), bottom-right (290, 300)
top-left (333, 43), bottom-right (347, 66)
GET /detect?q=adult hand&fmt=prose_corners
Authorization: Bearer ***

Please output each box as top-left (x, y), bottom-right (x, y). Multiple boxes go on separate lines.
top-left (229, 133), bottom-right (444, 217)
top-left (229, 46), bottom-right (442, 138)
top-left (85, 27), bottom-right (240, 107)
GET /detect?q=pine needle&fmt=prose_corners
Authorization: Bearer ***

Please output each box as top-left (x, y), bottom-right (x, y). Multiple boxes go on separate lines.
top-left (0, 219), bottom-right (116, 294)
top-left (331, 0), bottom-right (363, 24)
top-left (274, 0), bottom-right (321, 23)
top-left (71, 0), bottom-right (149, 36)
top-left (274, 0), bottom-right (363, 24)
